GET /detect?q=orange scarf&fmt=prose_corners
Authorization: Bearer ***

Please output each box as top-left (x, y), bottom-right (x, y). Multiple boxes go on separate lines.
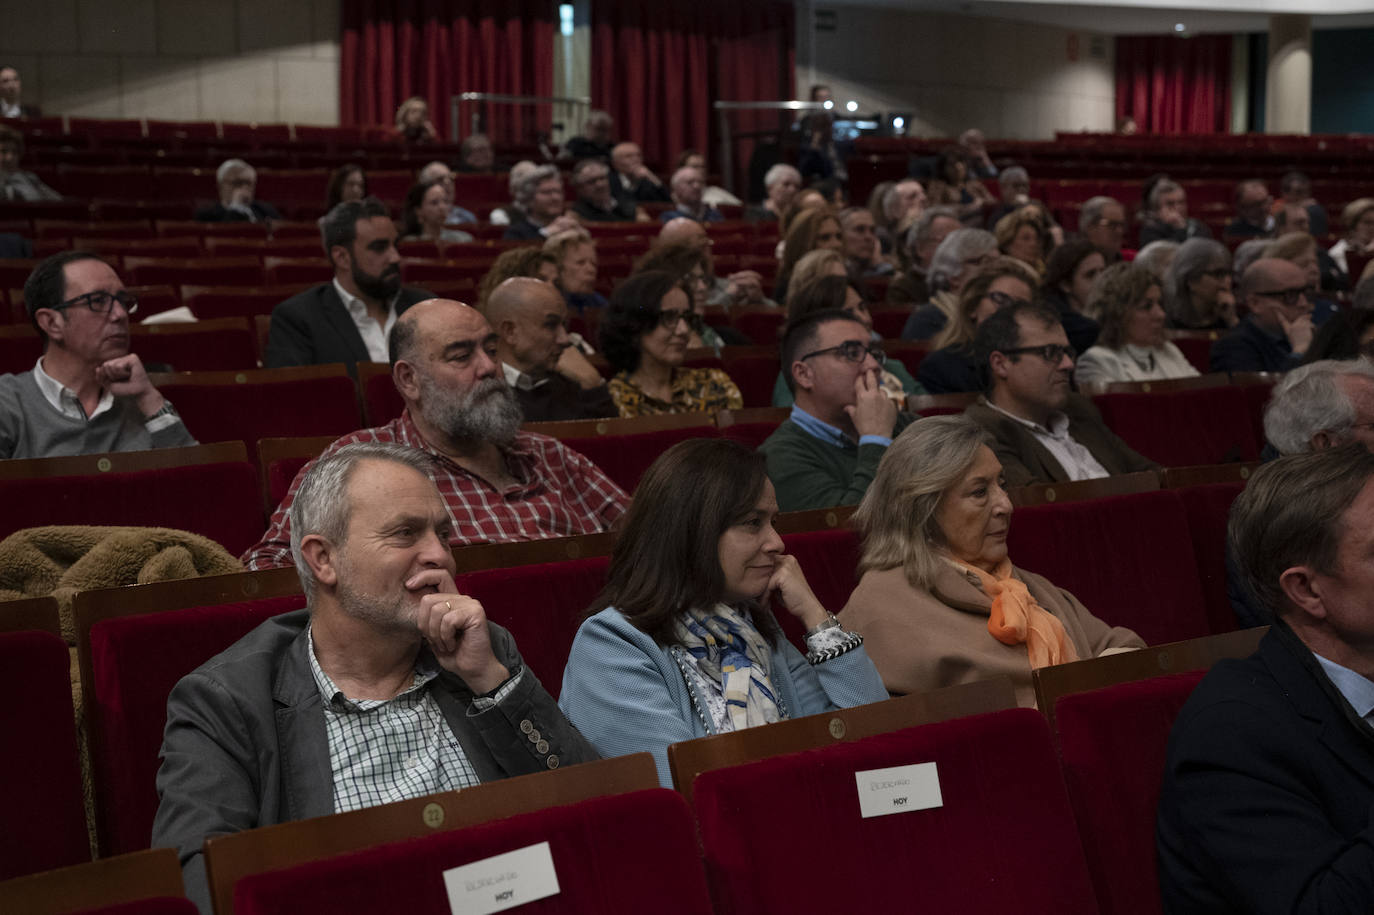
top-left (950, 557), bottom-right (1079, 670)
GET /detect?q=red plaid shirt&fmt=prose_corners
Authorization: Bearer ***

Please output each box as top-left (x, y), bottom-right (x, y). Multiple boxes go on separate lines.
top-left (243, 411), bottom-right (629, 570)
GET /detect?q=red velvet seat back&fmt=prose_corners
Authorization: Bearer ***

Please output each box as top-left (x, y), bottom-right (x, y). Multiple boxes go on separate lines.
top-left (1174, 481), bottom-right (1245, 634)
top-left (720, 353), bottom-right (780, 408)
top-left (455, 557), bottom-right (610, 700)
top-left (362, 371), bottom-right (404, 426)
top-left (558, 428), bottom-right (721, 493)
top-left (232, 789), bottom-right (712, 915)
top-left (0, 630), bottom-right (90, 879)
top-left (779, 528), bottom-right (862, 649)
top-left (732, 310), bottom-right (786, 346)
top-left (1091, 387), bottom-right (1259, 466)
top-left (132, 324), bottom-right (259, 371)
top-left (694, 708), bottom-right (1097, 915)
top-left (1008, 490), bottom-right (1210, 645)
top-left (719, 419), bottom-right (783, 450)
top-left (0, 461), bottom-right (264, 556)
top-left (86, 595), bottom-right (306, 856)
top-left (1055, 671), bottom-right (1206, 915)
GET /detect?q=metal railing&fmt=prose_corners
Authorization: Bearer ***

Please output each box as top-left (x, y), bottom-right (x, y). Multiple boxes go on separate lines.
top-left (712, 100), bottom-right (833, 196)
top-left (451, 92), bottom-right (592, 147)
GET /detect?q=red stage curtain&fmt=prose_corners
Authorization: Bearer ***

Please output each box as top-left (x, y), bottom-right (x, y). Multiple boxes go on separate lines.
top-left (590, 0), bottom-right (794, 174)
top-left (1115, 35), bottom-right (1232, 134)
top-left (340, 0), bottom-right (554, 145)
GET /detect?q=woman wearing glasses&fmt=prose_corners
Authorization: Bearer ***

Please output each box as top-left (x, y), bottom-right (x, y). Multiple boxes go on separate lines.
top-left (839, 415), bottom-right (1144, 707)
top-left (1164, 238), bottom-right (1237, 331)
top-left (560, 437), bottom-right (887, 786)
top-left (1073, 263), bottom-right (1200, 385)
top-left (916, 257), bottom-right (1039, 394)
top-left (600, 270), bottom-right (743, 417)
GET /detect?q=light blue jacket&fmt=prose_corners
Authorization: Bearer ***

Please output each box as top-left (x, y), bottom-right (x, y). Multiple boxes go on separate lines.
top-left (559, 607), bottom-right (888, 787)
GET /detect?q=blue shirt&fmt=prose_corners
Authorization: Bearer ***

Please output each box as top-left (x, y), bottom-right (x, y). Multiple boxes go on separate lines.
top-left (789, 405), bottom-right (891, 449)
top-left (1314, 653), bottom-right (1374, 728)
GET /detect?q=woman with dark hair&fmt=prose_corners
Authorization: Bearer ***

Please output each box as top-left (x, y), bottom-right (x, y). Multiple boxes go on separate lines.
top-left (400, 179), bottom-right (473, 243)
top-left (324, 164), bottom-right (366, 212)
top-left (1041, 239), bottom-right (1105, 354)
top-left (925, 146), bottom-right (993, 225)
top-left (1074, 262), bottom-right (1199, 384)
top-left (560, 438), bottom-right (887, 785)
top-left (916, 257), bottom-right (1039, 394)
top-left (775, 207), bottom-right (845, 301)
top-left (1302, 308), bottom-right (1374, 363)
top-left (1164, 238), bottom-right (1236, 331)
top-left (599, 270), bottom-right (743, 417)
top-left (632, 242), bottom-right (751, 352)
top-left (476, 246), bottom-right (559, 312)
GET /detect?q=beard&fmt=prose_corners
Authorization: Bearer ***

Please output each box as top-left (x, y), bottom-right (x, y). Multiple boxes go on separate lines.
top-left (417, 373), bottom-right (523, 447)
top-left (353, 260), bottom-right (402, 301)
top-left (333, 561), bottom-right (417, 638)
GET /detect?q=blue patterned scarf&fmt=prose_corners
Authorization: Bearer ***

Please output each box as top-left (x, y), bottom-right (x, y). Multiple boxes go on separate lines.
top-left (674, 603), bottom-right (781, 731)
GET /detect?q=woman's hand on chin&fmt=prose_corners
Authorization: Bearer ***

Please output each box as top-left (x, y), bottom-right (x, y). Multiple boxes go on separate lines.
top-left (761, 554), bottom-right (829, 630)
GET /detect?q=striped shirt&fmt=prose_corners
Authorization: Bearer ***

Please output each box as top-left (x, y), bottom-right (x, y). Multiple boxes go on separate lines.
top-left (242, 410), bottom-right (629, 569)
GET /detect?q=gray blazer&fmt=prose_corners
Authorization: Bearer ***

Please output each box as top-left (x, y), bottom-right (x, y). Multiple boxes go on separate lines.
top-left (152, 609), bottom-right (596, 913)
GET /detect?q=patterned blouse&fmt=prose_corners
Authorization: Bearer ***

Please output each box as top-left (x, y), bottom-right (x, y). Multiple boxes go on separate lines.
top-left (608, 367), bottom-right (744, 418)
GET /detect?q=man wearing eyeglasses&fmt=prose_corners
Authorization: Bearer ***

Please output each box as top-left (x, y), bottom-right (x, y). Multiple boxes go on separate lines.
top-left (0, 252), bottom-right (195, 459)
top-left (965, 300), bottom-right (1156, 487)
top-left (760, 309), bottom-right (914, 511)
top-left (569, 159), bottom-right (644, 223)
top-left (1210, 258), bottom-right (1315, 373)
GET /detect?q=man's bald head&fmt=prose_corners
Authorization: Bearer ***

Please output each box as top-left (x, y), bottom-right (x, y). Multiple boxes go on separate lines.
top-left (486, 276), bottom-right (563, 326)
top-left (1240, 258), bottom-right (1303, 301)
top-left (389, 298), bottom-right (485, 367)
top-left (659, 217), bottom-right (709, 252)
top-left (485, 278), bottom-right (571, 377)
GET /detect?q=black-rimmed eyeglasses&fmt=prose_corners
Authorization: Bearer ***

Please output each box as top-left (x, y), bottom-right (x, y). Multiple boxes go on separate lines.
top-left (1000, 343), bottom-right (1075, 363)
top-left (799, 340), bottom-right (886, 365)
top-left (1253, 286), bottom-right (1314, 307)
top-left (650, 308), bottom-right (704, 333)
top-left (54, 290), bottom-right (139, 316)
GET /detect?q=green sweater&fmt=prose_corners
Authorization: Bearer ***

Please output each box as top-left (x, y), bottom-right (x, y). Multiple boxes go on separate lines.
top-left (758, 412), bottom-right (916, 512)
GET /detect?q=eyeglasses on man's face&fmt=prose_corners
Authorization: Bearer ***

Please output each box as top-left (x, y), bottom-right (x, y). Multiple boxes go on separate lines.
top-left (799, 340), bottom-right (886, 366)
top-left (55, 289), bottom-right (139, 316)
top-left (1253, 286), bottom-right (1314, 308)
top-left (1000, 343), bottom-right (1076, 364)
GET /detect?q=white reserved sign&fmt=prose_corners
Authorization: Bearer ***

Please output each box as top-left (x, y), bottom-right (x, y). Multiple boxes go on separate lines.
top-left (442, 841), bottom-right (561, 915)
top-left (854, 761), bottom-right (943, 818)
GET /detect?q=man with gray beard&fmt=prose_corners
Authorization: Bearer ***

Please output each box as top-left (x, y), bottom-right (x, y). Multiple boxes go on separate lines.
top-left (243, 298), bottom-right (629, 569)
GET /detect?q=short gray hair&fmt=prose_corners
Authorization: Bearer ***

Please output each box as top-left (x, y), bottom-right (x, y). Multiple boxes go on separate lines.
top-left (1147, 178), bottom-right (1182, 212)
top-left (216, 158), bottom-right (254, 184)
top-left (1231, 238), bottom-right (1270, 282)
top-left (855, 416), bottom-right (995, 590)
top-left (289, 442), bottom-right (434, 598)
top-left (1263, 359), bottom-right (1374, 455)
top-left (1133, 240), bottom-right (1179, 280)
top-left (514, 164), bottom-right (560, 208)
top-left (506, 160), bottom-right (539, 199)
top-left (928, 228), bottom-right (997, 292)
top-left (905, 205), bottom-right (959, 255)
top-left (1078, 196), bottom-right (1121, 233)
top-left (764, 163), bottom-right (801, 190)
top-left (1164, 237), bottom-right (1229, 325)
top-left (998, 166), bottom-right (1029, 188)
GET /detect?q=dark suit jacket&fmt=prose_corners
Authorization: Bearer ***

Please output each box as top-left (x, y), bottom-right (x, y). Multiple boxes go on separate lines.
top-left (613, 173), bottom-right (671, 204)
top-left (264, 283), bottom-right (433, 372)
top-left (1157, 623), bottom-right (1374, 913)
top-left (1208, 316), bottom-right (1297, 374)
top-left (193, 200), bottom-right (281, 223)
top-left (514, 373), bottom-right (617, 422)
top-left (572, 196), bottom-right (637, 222)
top-left (502, 217), bottom-right (548, 241)
top-left (963, 393), bottom-right (1158, 487)
top-left (152, 609), bottom-right (598, 913)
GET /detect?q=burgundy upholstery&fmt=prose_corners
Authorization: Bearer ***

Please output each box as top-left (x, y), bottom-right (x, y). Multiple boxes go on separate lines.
top-left (71, 899), bottom-right (198, 915)
top-left (732, 310), bottom-right (786, 346)
top-left (1091, 387), bottom-right (1259, 466)
top-left (720, 353), bottom-right (781, 408)
top-left (362, 371), bottom-right (405, 426)
top-left (558, 428), bottom-right (721, 493)
top-left (455, 557), bottom-right (610, 699)
top-left (693, 708), bottom-right (1097, 915)
top-left (233, 789), bottom-right (712, 915)
top-left (124, 258), bottom-right (267, 288)
top-left (85, 595), bottom-right (306, 855)
top-left (181, 286), bottom-right (301, 320)
top-left (1170, 337), bottom-right (1212, 374)
top-left (719, 419), bottom-right (784, 450)
top-left (870, 309), bottom-right (908, 339)
top-left (132, 324), bottom-right (258, 372)
top-left (266, 456), bottom-right (314, 508)
top-left (1239, 382), bottom-right (1273, 448)
top-left (1008, 490), bottom-right (1211, 645)
top-left (1174, 481), bottom-right (1245, 634)
top-left (0, 631), bottom-right (90, 879)
top-left (0, 461), bottom-right (265, 556)
top-left (1055, 671), bottom-right (1207, 915)
top-left (778, 528), bottom-right (862, 650)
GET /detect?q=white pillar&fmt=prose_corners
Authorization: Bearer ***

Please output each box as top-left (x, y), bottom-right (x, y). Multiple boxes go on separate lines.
top-left (1265, 14), bottom-right (1311, 135)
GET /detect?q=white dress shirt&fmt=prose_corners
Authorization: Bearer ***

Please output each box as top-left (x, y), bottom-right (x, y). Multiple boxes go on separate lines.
top-left (985, 399), bottom-right (1109, 481)
top-left (332, 278), bottom-right (397, 364)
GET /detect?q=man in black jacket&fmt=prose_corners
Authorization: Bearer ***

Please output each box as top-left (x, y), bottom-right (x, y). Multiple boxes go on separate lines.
top-left (193, 159), bottom-right (280, 223)
top-left (264, 198), bottom-right (432, 372)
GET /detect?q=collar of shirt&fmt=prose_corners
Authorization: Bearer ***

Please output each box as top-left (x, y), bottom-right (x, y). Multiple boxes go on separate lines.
top-left (502, 361), bottom-right (548, 392)
top-left (32, 356), bottom-right (115, 421)
top-left (0, 100), bottom-right (19, 118)
top-left (306, 622), bottom-right (440, 712)
top-left (984, 398), bottom-right (1070, 437)
top-left (1121, 343), bottom-right (1157, 372)
top-left (1313, 652), bottom-right (1374, 724)
top-left (396, 409), bottom-right (540, 494)
top-left (788, 404), bottom-right (892, 449)
top-left (333, 278), bottom-right (398, 340)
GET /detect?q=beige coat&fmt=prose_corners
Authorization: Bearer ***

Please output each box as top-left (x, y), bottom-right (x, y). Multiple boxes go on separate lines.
top-left (839, 562), bottom-right (1145, 707)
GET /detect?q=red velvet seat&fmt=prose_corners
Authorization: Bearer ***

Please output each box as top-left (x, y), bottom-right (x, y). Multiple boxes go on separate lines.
top-left (870, 309), bottom-right (909, 339)
top-left (232, 789), bottom-right (711, 915)
top-left (731, 308), bottom-right (786, 345)
top-left (558, 425), bottom-right (723, 492)
top-left (1009, 490), bottom-right (1211, 645)
top-left (777, 528), bottom-right (861, 648)
top-left (358, 362), bottom-right (403, 425)
top-left (1054, 671), bottom-right (1207, 915)
top-left (262, 256), bottom-right (332, 286)
top-left (694, 708), bottom-right (1097, 915)
top-left (124, 256), bottom-right (266, 288)
top-left (180, 284), bottom-right (298, 320)
top-left (720, 350), bottom-right (780, 408)
top-left (131, 318), bottom-right (258, 371)
top-left (35, 219), bottom-right (154, 240)
top-left (882, 339), bottom-right (929, 378)
top-left (0, 628), bottom-right (90, 879)
top-left (1164, 333), bottom-right (1217, 375)
top-left (1091, 386), bottom-right (1259, 466)
top-left (70, 237), bottom-right (202, 259)
top-left (0, 847), bottom-right (191, 914)
top-left (1, 324), bottom-right (43, 374)
top-left (1173, 481), bottom-right (1246, 634)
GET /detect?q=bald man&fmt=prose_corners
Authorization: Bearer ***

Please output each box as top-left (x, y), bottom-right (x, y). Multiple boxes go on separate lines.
top-left (486, 277), bottom-right (615, 421)
top-left (243, 298), bottom-right (629, 569)
top-left (656, 218), bottom-right (770, 307)
top-left (609, 141), bottom-right (670, 204)
top-left (660, 166), bottom-right (723, 224)
top-left (1210, 258), bottom-right (1315, 373)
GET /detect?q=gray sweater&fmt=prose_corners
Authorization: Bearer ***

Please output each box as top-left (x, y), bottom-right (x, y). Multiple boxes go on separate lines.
top-left (0, 370), bottom-right (196, 459)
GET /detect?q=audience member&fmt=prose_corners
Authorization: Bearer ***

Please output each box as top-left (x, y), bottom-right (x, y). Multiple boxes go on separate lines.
top-left (745, 163), bottom-right (802, 223)
top-left (758, 309), bottom-right (913, 511)
top-left (0, 65), bottom-right (40, 118)
top-left (1276, 169), bottom-right (1328, 236)
top-left (900, 227), bottom-right (998, 341)
top-left (324, 164), bottom-right (366, 212)
top-left (156, 442), bottom-right (597, 911)
top-left (677, 149), bottom-right (741, 207)
top-left (544, 229), bottom-right (607, 316)
top-left (958, 127), bottom-right (998, 179)
top-left (918, 257), bottom-right (1038, 395)
top-left (415, 161), bottom-right (479, 226)
top-left (610, 142), bottom-right (670, 203)
top-left (1210, 258), bottom-right (1315, 373)
top-left (560, 437), bottom-right (886, 786)
top-left (1078, 196), bottom-right (1127, 263)
top-left (1165, 238), bottom-right (1236, 331)
top-left (877, 179), bottom-right (927, 256)
top-left (502, 164), bottom-right (579, 241)
top-left (393, 97), bottom-right (437, 145)
top-left (563, 110), bottom-right (615, 162)
top-left (983, 166), bottom-right (1033, 229)
top-left (399, 179), bottom-right (474, 243)
top-left (1231, 238), bottom-right (1270, 286)
top-left (1264, 359), bottom-right (1374, 457)
top-left (785, 248), bottom-right (847, 298)
top-left (599, 271), bottom-right (741, 418)
top-left (194, 159), bottom-right (279, 223)
top-left (1, 252), bottom-right (195, 459)
top-left (1158, 445), bottom-right (1374, 913)
top-left (1074, 262), bottom-right (1198, 384)
top-left (569, 158), bottom-right (642, 222)
top-left (1355, 272), bottom-right (1374, 310)
top-left (1132, 239), bottom-right (1179, 281)
top-left (657, 217), bottom-right (769, 308)
top-left (1303, 309), bottom-right (1374, 363)
top-left (1040, 239), bottom-right (1104, 354)
top-left (838, 206), bottom-right (891, 278)
top-left (887, 206), bottom-right (959, 307)
top-left (475, 245), bottom-right (559, 312)
top-left (488, 160), bottom-right (538, 227)
top-left (993, 206), bottom-right (1049, 275)
top-left (1223, 179), bottom-right (1274, 240)
top-left (926, 145), bottom-right (994, 226)
top-left (245, 298), bottom-right (629, 568)
top-left (1138, 178), bottom-right (1211, 247)
top-left (264, 198), bottom-right (433, 371)
top-left (797, 105), bottom-right (849, 187)
top-left (965, 300), bottom-right (1157, 485)
top-left (659, 166), bottom-right (722, 224)
top-left (841, 415), bottom-right (1143, 706)
top-left (487, 277), bottom-right (614, 421)
top-left (456, 133), bottom-right (495, 173)
top-left (1264, 232), bottom-right (1338, 324)
top-left (0, 125), bottom-right (59, 201)
top-left (1328, 197), bottom-right (1374, 277)
top-left (1117, 115), bottom-right (1139, 135)
top-left (776, 207), bottom-right (845, 301)
top-left (631, 241), bottom-right (752, 350)
top-left (812, 177), bottom-right (849, 209)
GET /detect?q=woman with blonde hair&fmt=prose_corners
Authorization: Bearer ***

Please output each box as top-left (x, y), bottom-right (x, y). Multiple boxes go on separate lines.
top-left (545, 229), bottom-right (607, 316)
top-left (1264, 232), bottom-right (1338, 326)
top-left (839, 415), bottom-right (1143, 706)
top-left (916, 257), bottom-right (1038, 394)
top-left (1074, 262), bottom-right (1199, 384)
top-left (393, 96), bottom-right (437, 145)
top-left (993, 207), bottom-right (1050, 275)
top-left (775, 207), bottom-right (844, 301)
